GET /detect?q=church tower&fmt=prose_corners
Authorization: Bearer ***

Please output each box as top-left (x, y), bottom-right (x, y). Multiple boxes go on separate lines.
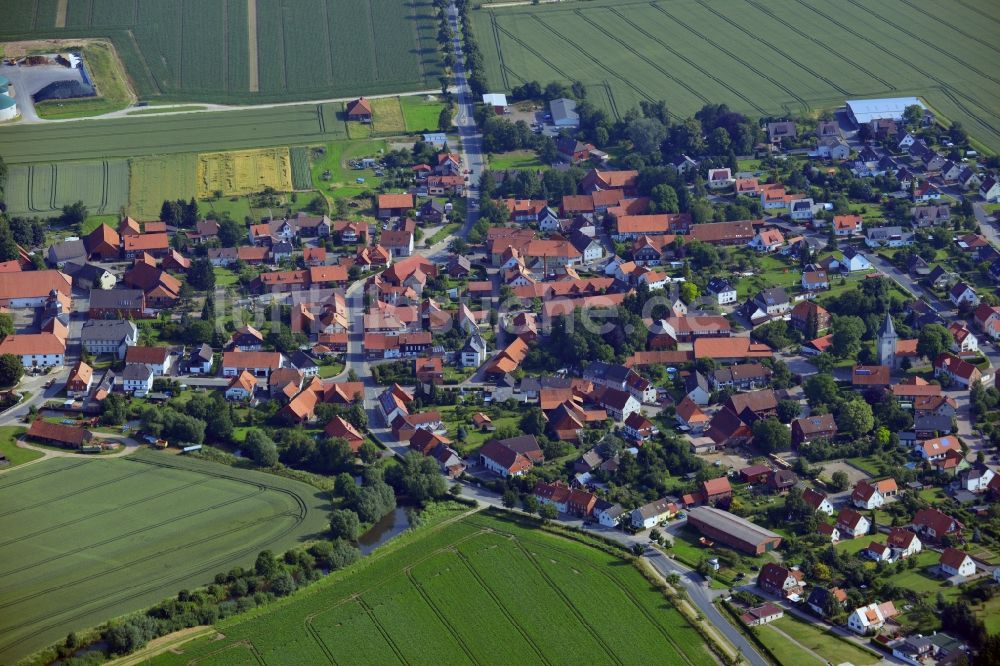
top-left (877, 311), bottom-right (897, 368)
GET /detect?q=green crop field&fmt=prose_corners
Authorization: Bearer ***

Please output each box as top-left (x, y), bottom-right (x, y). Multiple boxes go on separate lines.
top-left (0, 450), bottom-right (329, 664)
top-left (0, 0), bottom-right (441, 105)
top-left (290, 147), bottom-right (314, 190)
top-left (128, 153), bottom-right (199, 219)
top-left (0, 102), bottom-right (347, 164)
top-left (3, 159), bottom-right (129, 217)
top-left (472, 0), bottom-right (1000, 152)
top-left (150, 511), bottom-right (712, 666)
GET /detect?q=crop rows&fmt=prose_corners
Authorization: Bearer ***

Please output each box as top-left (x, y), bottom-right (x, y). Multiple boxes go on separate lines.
top-left (146, 513), bottom-right (706, 666)
top-left (0, 451), bottom-right (327, 665)
top-left (0, 0), bottom-right (434, 103)
top-left (470, 0), bottom-right (1000, 152)
top-left (196, 148), bottom-right (293, 198)
top-left (3, 160), bottom-right (128, 217)
top-left (0, 103), bottom-right (350, 164)
top-left (289, 147), bottom-right (313, 190)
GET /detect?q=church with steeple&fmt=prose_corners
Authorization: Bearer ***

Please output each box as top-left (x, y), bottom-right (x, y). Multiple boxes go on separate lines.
top-left (877, 311), bottom-right (898, 368)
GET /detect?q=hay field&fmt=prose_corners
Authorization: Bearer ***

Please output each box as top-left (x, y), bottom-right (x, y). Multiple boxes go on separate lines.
top-left (196, 148), bottom-right (293, 198)
top-left (4, 159), bottom-right (129, 217)
top-left (472, 0), bottom-right (1000, 152)
top-left (150, 511), bottom-right (712, 666)
top-left (370, 96), bottom-right (407, 134)
top-left (128, 153), bottom-right (198, 219)
top-left (0, 449), bottom-right (329, 665)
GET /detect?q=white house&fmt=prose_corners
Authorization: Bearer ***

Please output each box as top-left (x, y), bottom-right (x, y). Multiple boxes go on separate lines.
top-left (950, 282), bottom-right (979, 307)
top-left (841, 248), bottom-right (872, 272)
top-left (958, 466), bottom-right (995, 493)
top-left (887, 528), bottom-right (922, 559)
top-left (939, 548), bottom-right (976, 578)
top-left (0, 333), bottom-right (66, 368)
top-left (630, 498), bottom-right (676, 530)
top-left (948, 323), bottom-right (978, 353)
top-left (595, 500), bottom-right (625, 527)
top-left (814, 136), bottom-right (850, 159)
top-left (749, 229), bottom-right (785, 253)
top-left (537, 207), bottom-right (559, 231)
top-left (122, 364), bottom-right (154, 396)
top-left (789, 198), bottom-right (815, 221)
top-left (980, 176), bottom-right (1000, 203)
top-left (707, 277), bottom-right (737, 305)
top-left (802, 488), bottom-right (834, 516)
top-left (707, 168), bottom-right (735, 189)
top-left (847, 601), bottom-right (897, 635)
top-left (81, 319), bottom-right (138, 359)
top-left (837, 508), bottom-right (871, 538)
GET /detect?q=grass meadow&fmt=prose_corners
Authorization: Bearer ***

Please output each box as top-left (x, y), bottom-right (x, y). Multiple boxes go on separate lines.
top-left (0, 449), bottom-right (329, 664)
top-left (0, 426), bottom-right (39, 469)
top-left (401, 95), bottom-right (448, 132)
top-left (472, 0), bottom-right (1000, 152)
top-left (150, 510), bottom-right (713, 666)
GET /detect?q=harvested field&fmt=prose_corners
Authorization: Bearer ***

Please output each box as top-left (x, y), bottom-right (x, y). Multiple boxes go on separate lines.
top-left (0, 449), bottom-right (329, 665)
top-left (4, 159), bottom-right (129, 217)
top-left (148, 510), bottom-right (712, 666)
top-left (128, 153), bottom-right (198, 219)
top-left (472, 0), bottom-right (1000, 152)
top-left (196, 148), bottom-right (293, 198)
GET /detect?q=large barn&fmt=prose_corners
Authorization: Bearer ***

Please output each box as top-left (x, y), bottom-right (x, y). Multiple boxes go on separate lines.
top-left (845, 97), bottom-right (926, 126)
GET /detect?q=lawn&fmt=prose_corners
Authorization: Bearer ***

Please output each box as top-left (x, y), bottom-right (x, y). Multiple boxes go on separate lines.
top-left (213, 267), bottom-right (241, 288)
top-left (149, 510), bottom-right (712, 666)
top-left (489, 149), bottom-right (543, 170)
top-left (79, 215), bottom-right (119, 237)
top-left (766, 615), bottom-right (880, 665)
top-left (401, 95), bottom-right (448, 132)
top-left (317, 359), bottom-right (345, 379)
top-left (0, 426), bottom-right (39, 468)
top-left (471, 0), bottom-right (1000, 153)
top-left (752, 619), bottom-right (823, 665)
top-left (437, 404), bottom-right (519, 455)
top-left (309, 139), bottom-right (388, 205)
top-left (0, 449), bottom-right (329, 664)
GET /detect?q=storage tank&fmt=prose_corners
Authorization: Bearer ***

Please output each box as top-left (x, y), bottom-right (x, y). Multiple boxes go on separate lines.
top-left (0, 94), bottom-right (18, 122)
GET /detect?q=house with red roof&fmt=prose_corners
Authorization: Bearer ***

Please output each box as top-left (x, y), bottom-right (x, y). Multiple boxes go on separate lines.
top-left (345, 96), bottom-right (372, 122)
top-left (912, 508), bottom-right (963, 542)
top-left (836, 507), bottom-right (870, 538)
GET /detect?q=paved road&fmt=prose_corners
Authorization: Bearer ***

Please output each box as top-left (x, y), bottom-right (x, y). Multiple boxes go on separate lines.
top-left (448, 1), bottom-right (484, 240)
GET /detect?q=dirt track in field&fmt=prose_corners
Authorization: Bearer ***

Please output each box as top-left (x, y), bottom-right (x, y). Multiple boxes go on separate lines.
top-left (54, 0), bottom-right (68, 28)
top-left (247, 0), bottom-right (259, 92)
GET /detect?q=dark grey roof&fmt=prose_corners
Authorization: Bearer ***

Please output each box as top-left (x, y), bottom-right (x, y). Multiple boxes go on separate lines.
top-left (877, 311), bottom-right (896, 339)
top-left (584, 361), bottom-right (631, 385)
top-left (81, 319), bottom-right (136, 342)
top-left (123, 364), bottom-right (153, 381)
top-left (707, 277), bottom-right (734, 294)
top-left (289, 350), bottom-right (318, 369)
top-left (89, 288), bottom-right (144, 309)
top-left (48, 239), bottom-right (86, 262)
top-left (755, 287), bottom-right (789, 306)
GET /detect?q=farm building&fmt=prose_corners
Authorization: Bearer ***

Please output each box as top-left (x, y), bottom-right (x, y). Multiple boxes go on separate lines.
top-left (845, 97), bottom-right (926, 125)
top-left (482, 93), bottom-right (508, 114)
top-left (550, 98), bottom-right (579, 127)
top-left (26, 420), bottom-right (93, 449)
top-left (345, 97), bottom-right (372, 122)
top-left (686, 505), bottom-right (782, 555)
